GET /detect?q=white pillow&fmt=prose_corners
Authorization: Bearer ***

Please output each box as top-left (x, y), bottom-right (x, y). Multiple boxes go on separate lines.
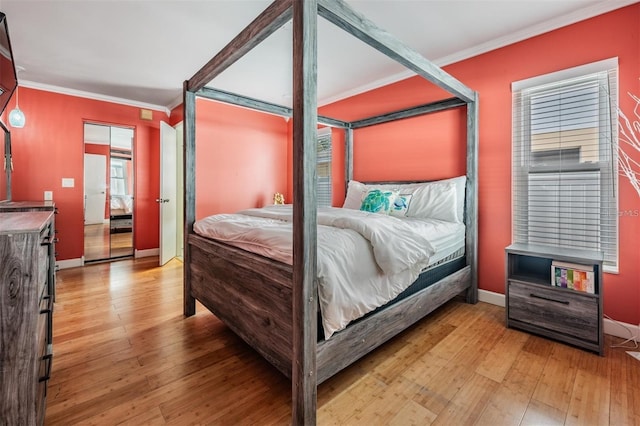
top-left (406, 181), bottom-right (458, 222)
top-left (343, 177), bottom-right (465, 223)
top-left (438, 176), bottom-right (466, 223)
top-left (368, 176), bottom-right (466, 223)
top-left (342, 180), bottom-right (368, 209)
top-left (389, 193), bottom-right (413, 217)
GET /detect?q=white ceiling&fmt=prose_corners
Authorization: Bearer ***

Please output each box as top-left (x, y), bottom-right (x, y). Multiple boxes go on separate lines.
top-left (1, 0), bottom-right (636, 113)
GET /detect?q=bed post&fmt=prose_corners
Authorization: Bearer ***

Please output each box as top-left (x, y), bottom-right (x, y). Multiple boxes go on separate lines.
top-left (183, 82), bottom-right (197, 316)
top-left (466, 92), bottom-right (479, 304)
top-left (344, 127), bottom-right (353, 193)
top-left (292, 0), bottom-right (318, 424)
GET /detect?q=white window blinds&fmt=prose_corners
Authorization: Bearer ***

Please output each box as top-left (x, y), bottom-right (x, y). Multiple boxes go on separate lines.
top-left (317, 128), bottom-right (332, 208)
top-left (512, 59), bottom-right (618, 270)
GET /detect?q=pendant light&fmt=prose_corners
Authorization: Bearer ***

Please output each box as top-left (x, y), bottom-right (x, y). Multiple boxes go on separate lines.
top-left (8, 85), bottom-right (25, 128)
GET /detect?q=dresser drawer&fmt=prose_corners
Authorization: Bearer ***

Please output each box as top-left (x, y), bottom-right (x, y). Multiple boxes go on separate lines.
top-left (36, 343), bottom-right (53, 425)
top-left (37, 299), bottom-right (49, 353)
top-left (38, 225), bottom-right (51, 299)
top-left (508, 280), bottom-right (599, 343)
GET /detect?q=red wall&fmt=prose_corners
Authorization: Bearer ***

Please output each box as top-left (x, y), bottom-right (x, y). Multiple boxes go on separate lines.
top-left (5, 87), bottom-right (164, 260)
top-left (321, 4), bottom-right (640, 325)
top-left (191, 98), bottom-right (289, 219)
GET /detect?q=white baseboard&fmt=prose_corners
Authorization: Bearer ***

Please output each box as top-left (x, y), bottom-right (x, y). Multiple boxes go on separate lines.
top-left (56, 258), bottom-right (83, 270)
top-left (56, 250), bottom-right (158, 268)
top-left (135, 248), bottom-right (159, 258)
top-left (604, 318), bottom-right (640, 341)
top-left (477, 289), bottom-right (638, 340)
top-left (478, 289), bottom-right (505, 307)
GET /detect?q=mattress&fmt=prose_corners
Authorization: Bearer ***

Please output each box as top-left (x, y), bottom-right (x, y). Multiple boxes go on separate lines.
top-left (193, 205), bottom-right (465, 339)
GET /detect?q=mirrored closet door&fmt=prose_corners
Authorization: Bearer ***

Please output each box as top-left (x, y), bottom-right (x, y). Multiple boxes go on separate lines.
top-left (83, 123), bottom-right (135, 262)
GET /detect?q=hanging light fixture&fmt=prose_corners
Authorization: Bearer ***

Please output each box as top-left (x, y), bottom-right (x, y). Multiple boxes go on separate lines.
top-left (8, 85), bottom-right (25, 128)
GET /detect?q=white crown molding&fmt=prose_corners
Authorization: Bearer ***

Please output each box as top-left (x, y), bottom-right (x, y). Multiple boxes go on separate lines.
top-left (20, 80), bottom-right (170, 116)
top-left (166, 95), bottom-right (184, 113)
top-left (320, 0), bottom-right (638, 107)
top-left (433, 0), bottom-right (638, 69)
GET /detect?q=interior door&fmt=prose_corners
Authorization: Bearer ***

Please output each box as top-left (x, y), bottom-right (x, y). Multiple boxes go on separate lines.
top-left (84, 153), bottom-right (107, 225)
top-left (159, 121), bottom-right (177, 266)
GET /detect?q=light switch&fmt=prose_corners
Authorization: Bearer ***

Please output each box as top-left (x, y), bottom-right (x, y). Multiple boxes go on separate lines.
top-left (44, 191), bottom-right (53, 201)
top-left (62, 178), bottom-right (74, 188)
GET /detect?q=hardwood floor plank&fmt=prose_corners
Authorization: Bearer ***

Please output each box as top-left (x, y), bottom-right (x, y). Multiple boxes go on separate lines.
top-left (46, 379), bottom-right (153, 425)
top-left (531, 342), bottom-right (581, 413)
top-left (388, 399), bottom-right (438, 426)
top-left (565, 369), bottom-right (610, 426)
top-left (430, 373), bottom-right (499, 425)
top-left (475, 349), bottom-right (548, 425)
top-left (521, 399), bottom-right (566, 426)
top-left (608, 339), bottom-right (640, 426)
top-left (45, 258), bottom-right (638, 425)
top-left (475, 328), bottom-right (530, 383)
top-left (344, 376), bottom-right (424, 425)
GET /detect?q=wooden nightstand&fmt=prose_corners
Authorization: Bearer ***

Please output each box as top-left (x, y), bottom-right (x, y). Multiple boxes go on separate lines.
top-left (505, 242), bottom-right (604, 355)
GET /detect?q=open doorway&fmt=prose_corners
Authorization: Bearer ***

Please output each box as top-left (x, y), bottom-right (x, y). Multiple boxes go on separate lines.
top-left (83, 123), bottom-right (135, 262)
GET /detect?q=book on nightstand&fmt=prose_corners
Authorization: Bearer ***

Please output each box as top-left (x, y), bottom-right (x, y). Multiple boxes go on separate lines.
top-left (551, 260), bottom-right (595, 294)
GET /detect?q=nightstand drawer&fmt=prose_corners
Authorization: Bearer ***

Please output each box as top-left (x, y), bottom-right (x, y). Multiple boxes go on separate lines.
top-left (508, 280), bottom-right (599, 343)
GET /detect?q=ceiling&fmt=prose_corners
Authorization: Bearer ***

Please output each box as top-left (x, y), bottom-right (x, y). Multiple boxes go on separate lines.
top-left (1, 0), bottom-right (636, 113)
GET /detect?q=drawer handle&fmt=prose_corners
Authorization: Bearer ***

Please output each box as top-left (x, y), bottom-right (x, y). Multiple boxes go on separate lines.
top-left (39, 353), bottom-right (53, 382)
top-left (530, 293), bottom-right (570, 305)
top-left (40, 308), bottom-right (52, 315)
top-left (40, 237), bottom-right (59, 246)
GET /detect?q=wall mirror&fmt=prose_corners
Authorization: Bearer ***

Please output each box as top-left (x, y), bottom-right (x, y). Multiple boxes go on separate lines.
top-left (83, 122), bottom-right (135, 262)
top-left (0, 125), bottom-right (9, 202)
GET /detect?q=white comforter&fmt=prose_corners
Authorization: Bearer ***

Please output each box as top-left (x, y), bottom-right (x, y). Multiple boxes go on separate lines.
top-left (110, 195), bottom-right (133, 214)
top-left (194, 205), bottom-right (462, 338)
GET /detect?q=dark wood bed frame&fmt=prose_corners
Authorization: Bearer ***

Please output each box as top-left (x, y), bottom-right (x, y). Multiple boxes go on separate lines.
top-left (182, 1), bottom-right (479, 424)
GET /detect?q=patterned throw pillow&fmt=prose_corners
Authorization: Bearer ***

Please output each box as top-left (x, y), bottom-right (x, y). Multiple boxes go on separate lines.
top-left (389, 193), bottom-right (413, 217)
top-left (360, 189), bottom-right (396, 215)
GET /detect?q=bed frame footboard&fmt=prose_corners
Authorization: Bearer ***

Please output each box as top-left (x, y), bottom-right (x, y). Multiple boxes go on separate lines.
top-left (187, 234), bottom-right (294, 377)
top-left (186, 233), bottom-right (471, 384)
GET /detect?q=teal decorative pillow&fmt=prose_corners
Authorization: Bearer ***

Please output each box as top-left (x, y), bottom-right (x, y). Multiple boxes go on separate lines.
top-left (389, 193), bottom-right (413, 217)
top-left (360, 189), bottom-right (396, 215)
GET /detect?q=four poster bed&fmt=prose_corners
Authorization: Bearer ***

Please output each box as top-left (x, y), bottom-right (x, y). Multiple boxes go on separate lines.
top-left (182, 0), bottom-right (478, 424)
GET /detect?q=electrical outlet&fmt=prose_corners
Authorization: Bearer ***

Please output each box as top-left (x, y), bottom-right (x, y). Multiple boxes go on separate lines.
top-left (44, 191), bottom-right (53, 201)
top-left (62, 178), bottom-right (74, 188)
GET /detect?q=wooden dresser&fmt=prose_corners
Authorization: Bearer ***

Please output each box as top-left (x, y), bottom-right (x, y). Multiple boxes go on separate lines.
top-left (0, 201), bottom-right (57, 301)
top-left (0, 211), bottom-right (56, 425)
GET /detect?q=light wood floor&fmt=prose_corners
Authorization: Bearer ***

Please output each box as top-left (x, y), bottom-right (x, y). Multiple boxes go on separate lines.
top-left (84, 223), bottom-right (133, 261)
top-left (46, 258), bottom-right (640, 425)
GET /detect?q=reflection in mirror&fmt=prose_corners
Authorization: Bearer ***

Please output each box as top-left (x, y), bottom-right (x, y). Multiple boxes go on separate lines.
top-left (0, 126), bottom-right (8, 202)
top-left (83, 123), bottom-right (134, 262)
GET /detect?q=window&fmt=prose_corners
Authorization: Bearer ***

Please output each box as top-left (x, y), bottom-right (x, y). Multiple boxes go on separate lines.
top-left (317, 128), bottom-right (332, 207)
top-left (110, 158), bottom-right (128, 196)
top-left (512, 58), bottom-right (618, 271)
